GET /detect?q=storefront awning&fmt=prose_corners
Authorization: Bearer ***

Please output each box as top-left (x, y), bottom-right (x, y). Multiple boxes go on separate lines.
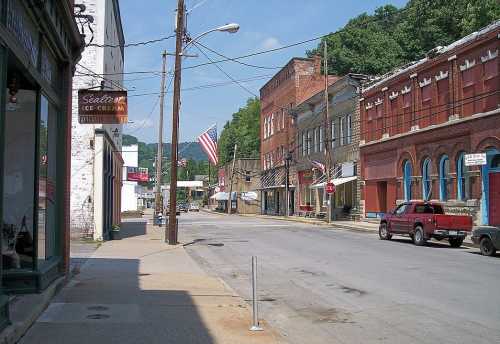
top-left (210, 192), bottom-right (236, 201)
top-left (241, 191), bottom-right (258, 201)
top-left (311, 176), bottom-right (357, 189)
top-left (255, 184), bottom-right (296, 190)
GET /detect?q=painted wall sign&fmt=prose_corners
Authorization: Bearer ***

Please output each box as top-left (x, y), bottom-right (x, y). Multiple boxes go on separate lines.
top-left (464, 153), bottom-right (487, 166)
top-left (78, 90), bottom-right (128, 124)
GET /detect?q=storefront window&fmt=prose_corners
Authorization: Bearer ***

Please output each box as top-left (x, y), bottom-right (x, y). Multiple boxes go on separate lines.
top-left (422, 158), bottom-right (431, 201)
top-left (2, 85), bottom-right (36, 270)
top-left (403, 160), bottom-right (412, 201)
top-left (439, 155), bottom-right (450, 201)
top-left (456, 152), bottom-right (469, 201)
top-left (38, 95), bottom-right (57, 263)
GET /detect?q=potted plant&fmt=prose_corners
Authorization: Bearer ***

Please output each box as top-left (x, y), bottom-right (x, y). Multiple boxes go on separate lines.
top-left (110, 224), bottom-right (121, 240)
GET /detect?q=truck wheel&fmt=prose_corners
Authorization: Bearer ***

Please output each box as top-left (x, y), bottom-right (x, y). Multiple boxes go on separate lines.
top-left (480, 237), bottom-right (497, 256)
top-left (449, 237), bottom-right (464, 248)
top-left (413, 226), bottom-right (426, 246)
top-left (379, 223), bottom-right (392, 240)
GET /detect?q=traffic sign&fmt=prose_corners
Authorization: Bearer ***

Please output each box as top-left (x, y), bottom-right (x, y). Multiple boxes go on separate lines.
top-left (326, 182), bottom-right (335, 194)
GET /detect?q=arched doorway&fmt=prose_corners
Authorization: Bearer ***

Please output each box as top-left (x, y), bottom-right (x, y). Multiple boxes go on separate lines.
top-left (482, 148), bottom-right (500, 226)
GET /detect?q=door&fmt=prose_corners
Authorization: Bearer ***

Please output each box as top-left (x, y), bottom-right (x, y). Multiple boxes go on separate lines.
top-left (377, 181), bottom-right (387, 213)
top-left (391, 203), bottom-right (409, 233)
top-left (489, 173), bottom-right (500, 226)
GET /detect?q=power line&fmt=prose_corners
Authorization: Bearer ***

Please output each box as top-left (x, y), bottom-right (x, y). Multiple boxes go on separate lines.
top-left (127, 74), bottom-right (273, 98)
top-left (76, 63), bottom-right (126, 91)
top-left (194, 42), bottom-right (284, 70)
top-left (87, 34), bottom-right (176, 48)
top-left (193, 42), bottom-right (259, 97)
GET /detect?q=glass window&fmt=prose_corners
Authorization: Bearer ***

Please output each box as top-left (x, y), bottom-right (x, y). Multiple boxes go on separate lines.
top-left (422, 158), bottom-right (431, 201)
top-left (439, 155), bottom-right (450, 201)
top-left (3, 87), bottom-right (37, 270)
top-left (319, 126), bottom-right (324, 152)
top-left (346, 114), bottom-right (352, 144)
top-left (340, 117), bottom-right (345, 145)
top-left (38, 95), bottom-right (57, 262)
top-left (456, 152), bottom-right (469, 201)
top-left (331, 120), bottom-right (336, 148)
top-left (307, 130), bottom-right (311, 155)
top-left (403, 160), bottom-right (412, 201)
top-left (395, 203), bottom-right (408, 215)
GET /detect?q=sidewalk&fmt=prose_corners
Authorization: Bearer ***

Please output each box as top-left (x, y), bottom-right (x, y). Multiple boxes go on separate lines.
top-left (18, 218), bottom-right (283, 344)
top-left (203, 208), bottom-right (476, 247)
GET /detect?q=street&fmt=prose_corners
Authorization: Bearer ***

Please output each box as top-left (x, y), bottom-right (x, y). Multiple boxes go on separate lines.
top-left (180, 212), bottom-right (500, 344)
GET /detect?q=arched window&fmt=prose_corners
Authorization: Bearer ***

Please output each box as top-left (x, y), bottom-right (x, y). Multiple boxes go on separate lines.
top-left (422, 158), bottom-right (431, 201)
top-left (439, 155), bottom-right (450, 201)
top-left (403, 160), bottom-right (412, 201)
top-left (457, 152), bottom-right (469, 201)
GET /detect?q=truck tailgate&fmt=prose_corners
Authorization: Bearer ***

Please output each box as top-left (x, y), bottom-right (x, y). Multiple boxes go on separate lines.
top-left (434, 214), bottom-right (473, 231)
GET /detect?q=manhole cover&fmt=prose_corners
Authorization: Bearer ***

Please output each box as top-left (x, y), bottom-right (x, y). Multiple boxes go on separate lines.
top-left (139, 273), bottom-right (151, 276)
top-left (87, 306), bottom-right (109, 311)
top-left (260, 297), bottom-right (276, 302)
top-left (207, 243), bottom-right (224, 247)
top-left (86, 314), bottom-right (110, 320)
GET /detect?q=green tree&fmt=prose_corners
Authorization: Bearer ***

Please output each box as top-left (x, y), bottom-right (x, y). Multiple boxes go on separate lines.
top-left (218, 97), bottom-right (260, 165)
top-left (307, 0), bottom-right (500, 76)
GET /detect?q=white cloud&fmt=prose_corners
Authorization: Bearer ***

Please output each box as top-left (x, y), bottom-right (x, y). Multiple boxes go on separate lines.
top-left (125, 118), bottom-right (155, 131)
top-left (259, 37), bottom-right (282, 50)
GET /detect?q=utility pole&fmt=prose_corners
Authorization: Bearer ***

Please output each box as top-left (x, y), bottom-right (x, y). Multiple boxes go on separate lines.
top-left (154, 51), bottom-right (167, 222)
top-left (227, 144), bottom-right (237, 214)
top-left (168, 0), bottom-right (185, 244)
top-left (323, 41), bottom-right (332, 224)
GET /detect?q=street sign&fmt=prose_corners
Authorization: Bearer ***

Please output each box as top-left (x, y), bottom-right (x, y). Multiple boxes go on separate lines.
top-left (326, 182), bottom-right (335, 194)
top-left (464, 153), bottom-right (487, 166)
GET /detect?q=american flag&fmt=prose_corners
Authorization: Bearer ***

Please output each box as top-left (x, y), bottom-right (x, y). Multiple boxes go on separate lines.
top-left (197, 125), bottom-right (218, 165)
top-left (311, 160), bottom-right (325, 173)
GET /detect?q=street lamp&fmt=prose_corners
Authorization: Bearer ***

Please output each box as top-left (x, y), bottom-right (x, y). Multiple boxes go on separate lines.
top-left (167, 0), bottom-right (240, 245)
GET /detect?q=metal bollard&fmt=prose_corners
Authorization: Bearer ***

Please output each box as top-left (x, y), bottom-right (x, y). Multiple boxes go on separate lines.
top-left (249, 256), bottom-right (263, 331)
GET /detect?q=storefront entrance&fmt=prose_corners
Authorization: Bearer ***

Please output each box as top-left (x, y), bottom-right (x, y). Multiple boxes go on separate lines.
top-left (487, 151), bottom-right (500, 226)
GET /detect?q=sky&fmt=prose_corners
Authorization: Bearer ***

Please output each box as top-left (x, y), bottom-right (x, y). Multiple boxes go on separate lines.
top-left (120, 0), bottom-right (408, 144)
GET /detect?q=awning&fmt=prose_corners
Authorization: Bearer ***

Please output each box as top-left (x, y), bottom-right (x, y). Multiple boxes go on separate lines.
top-left (311, 176), bottom-right (357, 189)
top-left (210, 192), bottom-right (236, 201)
top-left (255, 184), bottom-right (296, 190)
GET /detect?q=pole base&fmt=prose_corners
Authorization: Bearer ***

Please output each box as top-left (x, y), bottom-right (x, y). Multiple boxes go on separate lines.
top-left (249, 325), bottom-right (263, 331)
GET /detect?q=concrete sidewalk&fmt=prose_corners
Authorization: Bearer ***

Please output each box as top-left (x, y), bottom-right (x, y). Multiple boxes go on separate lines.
top-left (18, 218), bottom-right (283, 344)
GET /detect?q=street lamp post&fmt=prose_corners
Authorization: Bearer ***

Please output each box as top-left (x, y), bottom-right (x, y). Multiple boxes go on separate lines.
top-left (167, 0), bottom-right (239, 244)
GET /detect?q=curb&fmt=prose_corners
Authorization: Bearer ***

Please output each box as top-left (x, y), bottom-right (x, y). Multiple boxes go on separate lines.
top-left (0, 277), bottom-right (65, 344)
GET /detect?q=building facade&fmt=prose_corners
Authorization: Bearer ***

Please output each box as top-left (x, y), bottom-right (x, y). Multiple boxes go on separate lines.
top-left (121, 144), bottom-right (138, 212)
top-left (259, 57), bottom-right (335, 216)
top-left (293, 75), bottom-right (365, 220)
top-left (360, 21), bottom-right (500, 226)
top-left (70, 0), bottom-right (125, 241)
top-left (0, 0), bottom-right (83, 328)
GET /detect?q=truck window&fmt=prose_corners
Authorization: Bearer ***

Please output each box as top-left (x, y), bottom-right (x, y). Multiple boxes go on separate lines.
top-left (395, 204), bottom-right (408, 215)
top-left (432, 205), bottom-right (444, 214)
top-left (414, 204), bottom-right (445, 214)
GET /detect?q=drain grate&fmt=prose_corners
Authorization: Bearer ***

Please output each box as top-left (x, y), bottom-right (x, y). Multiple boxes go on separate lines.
top-left (87, 306), bottom-right (109, 311)
top-left (86, 314), bottom-right (110, 320)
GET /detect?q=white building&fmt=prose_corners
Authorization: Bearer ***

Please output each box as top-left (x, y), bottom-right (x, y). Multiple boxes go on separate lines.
top-left (121, 144), bottom-right (139, 212)
top-left (70, 0), bottom-right (125, 241)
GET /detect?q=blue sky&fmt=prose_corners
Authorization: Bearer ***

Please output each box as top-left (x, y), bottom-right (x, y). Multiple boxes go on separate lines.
top-left (121, 0), bottom-right (408, 143)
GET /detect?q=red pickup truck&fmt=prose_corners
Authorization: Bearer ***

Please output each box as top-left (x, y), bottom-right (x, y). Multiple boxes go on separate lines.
top-left (379, 201), bottom-right (473, 247)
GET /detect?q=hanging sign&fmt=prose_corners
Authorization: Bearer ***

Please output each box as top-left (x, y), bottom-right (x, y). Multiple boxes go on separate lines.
top-left (78, 90), bottom-right (128, 124)
top-left (127, 167), bottom-right (149, 182)
top-left (464, 153), bottom-right (487, 166)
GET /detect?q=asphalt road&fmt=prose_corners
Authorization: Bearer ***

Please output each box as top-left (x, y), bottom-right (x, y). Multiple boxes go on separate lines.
top-left (179, 211), bottom-right (500, 344)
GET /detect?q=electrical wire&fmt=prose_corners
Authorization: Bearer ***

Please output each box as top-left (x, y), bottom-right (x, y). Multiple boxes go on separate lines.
top-left (76, 63), bottom-right (126, 91)
top-left (193, 42), bottom-right (259, 97)
top-left (87, 34), bottom-right (176, 48)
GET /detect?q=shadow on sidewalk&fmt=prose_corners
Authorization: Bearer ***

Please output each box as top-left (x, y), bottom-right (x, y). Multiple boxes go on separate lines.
top-left (20, 257), bottom-right (216, 344)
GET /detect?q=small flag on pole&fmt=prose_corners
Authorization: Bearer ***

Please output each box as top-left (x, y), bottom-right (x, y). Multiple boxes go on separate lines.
top-left (311, 160), bottom-right (325, 173)
top-left (197, 124), bottom-right (218, 165)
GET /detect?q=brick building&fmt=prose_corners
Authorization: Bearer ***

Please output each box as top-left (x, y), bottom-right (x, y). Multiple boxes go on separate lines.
top-left (259, 57), bottom-right (335, 215)
top-left (360, 21), bottom-right (499, 226)
top-left (292, 74), bottom-right (365, 220)
top-left (70, 0), bottom-right (125, 241)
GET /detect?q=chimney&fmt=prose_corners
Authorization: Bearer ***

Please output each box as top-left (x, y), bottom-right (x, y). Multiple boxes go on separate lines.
top-left (313, 55), bottom-right (322, 76)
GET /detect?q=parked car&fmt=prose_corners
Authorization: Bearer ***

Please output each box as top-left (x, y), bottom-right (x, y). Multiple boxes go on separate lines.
top-left (179, 202), bottom-right (189, 212)
top-left (189, 203), bottom-right (200, 212)
top-left (471, 227), bottom-right (499, 256)
top-left (379, 201), bottom-right (473, 247)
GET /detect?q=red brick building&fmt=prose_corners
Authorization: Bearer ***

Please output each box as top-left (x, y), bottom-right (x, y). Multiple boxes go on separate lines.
top-left (360, 21), bottom-right (499, 226)
top-left (259, 57), bottom-right (335, 215)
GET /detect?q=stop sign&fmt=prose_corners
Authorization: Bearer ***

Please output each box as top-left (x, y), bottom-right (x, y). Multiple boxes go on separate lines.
top-left (326, 182), bottom-right (335, 194)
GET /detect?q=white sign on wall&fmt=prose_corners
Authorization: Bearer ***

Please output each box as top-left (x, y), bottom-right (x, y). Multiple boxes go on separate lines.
top-left (464, 153), bottom-right (487, 166)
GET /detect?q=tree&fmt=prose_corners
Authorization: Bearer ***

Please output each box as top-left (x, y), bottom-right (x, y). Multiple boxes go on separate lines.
top-left (307, 0), bottom-right (500, 76)
top-left (218, 97), bottom-right (260, 165)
